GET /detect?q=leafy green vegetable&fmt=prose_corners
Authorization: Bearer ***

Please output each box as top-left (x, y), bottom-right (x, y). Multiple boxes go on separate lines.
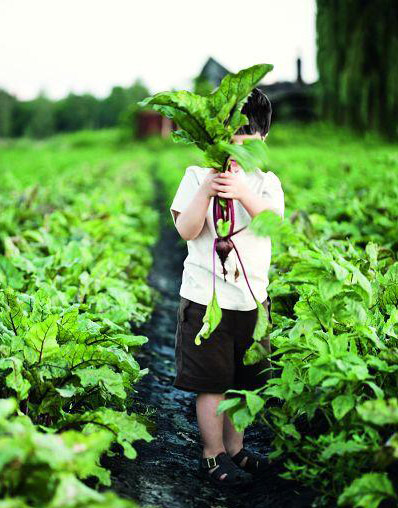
top-left (217, 138), bottom-right (271, 172)
top-left (140, 63), bottom-right (279, 350)
top-left (138, 63), bottom-right (274, 171)
top-left (194, 290), bottom-right (222, 346)
top-left (357, 398), bottom-right (398, 425)
top-left (337, 473), bottom-right (396, 508)
top-left (216, 218), bottom-right (231, 237)
top-left (253, 299), bottom-right (272, 340)
top-left (155, 121), bottom-right (398, 507)
top-left (0, 133), bottom-right (160, 506)
top-left (0, 397), bottom-right (141, 507)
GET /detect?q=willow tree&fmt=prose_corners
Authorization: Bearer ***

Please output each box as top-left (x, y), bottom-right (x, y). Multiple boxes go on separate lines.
top-left (316, 0), bottom-right (398, 140)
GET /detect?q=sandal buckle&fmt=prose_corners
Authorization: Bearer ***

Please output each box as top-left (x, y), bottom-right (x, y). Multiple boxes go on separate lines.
top-left (205, 456), bottom-right (217, 469)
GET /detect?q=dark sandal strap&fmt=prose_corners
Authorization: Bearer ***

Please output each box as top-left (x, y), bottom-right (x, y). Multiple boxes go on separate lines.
top-left (200, 452), bottom-right (249, 482)
top-left (200, 455), bottom-right (218, 470)
top-left (231, 447), bottom-right (265, 473)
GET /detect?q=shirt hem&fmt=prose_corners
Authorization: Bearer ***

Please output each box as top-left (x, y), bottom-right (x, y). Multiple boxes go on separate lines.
top-left (179, 287), bottom-right (268, 311)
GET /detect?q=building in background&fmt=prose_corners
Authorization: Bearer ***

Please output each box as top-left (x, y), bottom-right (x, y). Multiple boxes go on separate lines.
top-left (136, 110), bottom-right (177, 140)
top-left (197, 56), bottom-right (317, 123)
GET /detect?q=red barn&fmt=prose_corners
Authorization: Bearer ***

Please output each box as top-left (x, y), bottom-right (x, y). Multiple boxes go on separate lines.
top-left (136, 110), bottom-right (178, 139)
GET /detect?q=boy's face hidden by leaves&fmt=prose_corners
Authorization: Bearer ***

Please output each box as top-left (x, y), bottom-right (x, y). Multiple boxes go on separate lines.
top-left (229, 132), bottom-right (268, 170)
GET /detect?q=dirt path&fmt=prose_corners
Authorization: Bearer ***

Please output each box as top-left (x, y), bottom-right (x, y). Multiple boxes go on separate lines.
top-left (102, 188), bottom-right (317, 508)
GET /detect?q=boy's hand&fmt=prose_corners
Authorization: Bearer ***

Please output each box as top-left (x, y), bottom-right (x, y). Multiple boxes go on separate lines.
top-left (211, 169), bottom-right (251, 201)
top-left (200, 168), bottom-right (221, 198)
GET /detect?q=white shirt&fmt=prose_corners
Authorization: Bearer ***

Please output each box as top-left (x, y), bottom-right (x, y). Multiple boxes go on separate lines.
top-left (170, 166), bottom-right (285, 311)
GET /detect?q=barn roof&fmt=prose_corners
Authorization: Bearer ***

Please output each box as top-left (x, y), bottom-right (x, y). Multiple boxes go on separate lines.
top-left (198, 57), bottom-right (231, 86)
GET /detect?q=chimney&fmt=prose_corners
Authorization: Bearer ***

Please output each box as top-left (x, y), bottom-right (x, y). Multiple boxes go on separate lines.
top-left (296, 57), bottom-right (303, 85)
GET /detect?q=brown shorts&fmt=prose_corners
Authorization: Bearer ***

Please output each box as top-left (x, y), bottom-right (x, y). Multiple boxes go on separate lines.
top-left (173, 295), bottom-right (273, 394)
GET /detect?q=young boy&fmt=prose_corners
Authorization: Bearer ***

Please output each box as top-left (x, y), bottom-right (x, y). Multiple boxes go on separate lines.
top-left (169, 88), bottom-right (285, 487)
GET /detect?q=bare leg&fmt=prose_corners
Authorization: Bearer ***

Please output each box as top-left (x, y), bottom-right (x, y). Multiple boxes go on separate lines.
top-left (223, 412), bottom-right (248, 467)
top-left (196, 392), bottom-right (227, 479)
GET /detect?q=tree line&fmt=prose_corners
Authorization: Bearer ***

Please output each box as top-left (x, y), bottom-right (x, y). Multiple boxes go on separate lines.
top-left (316, 0), bottom-right (398, 140)
top-left (0, 79), bottom-right (149, 139)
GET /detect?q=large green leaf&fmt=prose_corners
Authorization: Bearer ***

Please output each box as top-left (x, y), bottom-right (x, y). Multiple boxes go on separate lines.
top-left (194, 290), bottom-right (222, 346)
top-left (0, 357), bottom-right (31, 400)
top-left (60, 407), bottom-right (153, 460)
top-left (332, 394), bottom-right (355, 420)
top-left (249, 209), bottom-right (285, 238)
top-left (138, 91), bottom-right (213, 150)
top-left (253, 299), bottom-right (272, 340)
top-left (23, 315), bottom-right (59, 363)
top-left (357, 398), bottom-right (398, 425)
top-left (243, 341), bottom-right (271, 366)
top-left (138, 63), bottom-right (275, 165)
top-left (338, 473), bottom-right (396, 508)
top-left (75, 365), bottom-right (127, 400)
top-left (0, 257), bottom-right (25, 289)
top-left (218, 139), bottom-right (271, 172)
top-left (208, 63), bottom-right (274, 117)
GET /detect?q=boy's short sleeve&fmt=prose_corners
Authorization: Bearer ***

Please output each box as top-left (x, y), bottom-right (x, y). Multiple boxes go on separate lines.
top-left (170, 166), bottom-right (199, 227)
top-left (261, 171), bottom-right (285, 220)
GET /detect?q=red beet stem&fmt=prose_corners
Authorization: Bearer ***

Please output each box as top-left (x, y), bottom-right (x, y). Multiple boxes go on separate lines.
top-left (227, 198), bottom-right (235, 236)
top-left (230, 239), bottom-right (256, 302)
top-left (229, 225), bottom-right (247, 237)
top-left (212, 237), bottom-right (217, 292)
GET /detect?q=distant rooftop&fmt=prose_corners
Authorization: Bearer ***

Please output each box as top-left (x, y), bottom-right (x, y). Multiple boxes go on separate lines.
top-left (197, 56), bottom-right (317, 122)
top-left (197, 57), bottom-right (230, 87)
top-left (197, 56), bottom-right (315, 93)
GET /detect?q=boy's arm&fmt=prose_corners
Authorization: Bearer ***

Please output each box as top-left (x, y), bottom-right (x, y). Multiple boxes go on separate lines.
top-left (237, 171), bottom-right (284, 220)
top-left (174, 185), bottom-right (211, 241)
top-left (170, 167), bottom-right (217, 241)
top-left (239, 186), bottom-right (284, 219)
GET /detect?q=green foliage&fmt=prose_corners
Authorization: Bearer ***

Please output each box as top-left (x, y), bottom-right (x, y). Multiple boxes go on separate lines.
top-left (138, 63), bottom-right (274, 171)
top-left (107, 122), bottom-right (398, 507)
top-left (0, 90), bottom-right (17, 137)
top-left (218, 139), bottom-right (271, 172)
top-left (0, 78), bottom-right (150, 140)
top-left (216, 219), bottom-right (231, 238)
top-left (0, 131), bottom-right (159, 506)
top-left (194, 290), bottom-right (222, 346)
top-left (201, 122), bottom-right (398, 506)
top-left (357, 398), bottom-right (398, 425)
top-left (337, 473), bottom-right (397, 508)
top-left (192, 75), bottom-right (214, 97)
top-left (316, 1), bottom-right (398, 140)
top-left (24, 94), bottom-right (56, 139)
top-left (0, 398), bottom-right (140, 507)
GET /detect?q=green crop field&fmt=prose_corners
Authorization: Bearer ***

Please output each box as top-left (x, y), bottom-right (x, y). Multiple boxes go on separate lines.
top-left (0, 122), bottom-right (397, 507)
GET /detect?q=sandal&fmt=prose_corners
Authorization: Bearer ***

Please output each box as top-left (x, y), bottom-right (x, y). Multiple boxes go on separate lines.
top-left (198, 451), bottom-right (252, 487)
top-left (230, 447), bottom-right (269, 475)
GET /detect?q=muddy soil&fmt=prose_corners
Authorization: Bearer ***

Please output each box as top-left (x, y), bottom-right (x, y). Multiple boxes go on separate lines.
top-left (102, 192), bottom-right (318, 508)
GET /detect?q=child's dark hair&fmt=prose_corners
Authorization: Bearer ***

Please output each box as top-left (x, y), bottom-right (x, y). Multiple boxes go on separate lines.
top-left (235, 88), bottom-right (272, 137)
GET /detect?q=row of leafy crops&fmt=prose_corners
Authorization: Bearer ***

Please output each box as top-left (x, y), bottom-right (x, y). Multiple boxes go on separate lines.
top-left (0, 130), bottom-right (159, 507)
top-left (154, 123), bottom-right (398, 507)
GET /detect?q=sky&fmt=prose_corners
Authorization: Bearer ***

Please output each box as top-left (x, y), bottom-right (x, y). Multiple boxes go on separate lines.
top-left (0, 0), bottom-right (317, 101)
